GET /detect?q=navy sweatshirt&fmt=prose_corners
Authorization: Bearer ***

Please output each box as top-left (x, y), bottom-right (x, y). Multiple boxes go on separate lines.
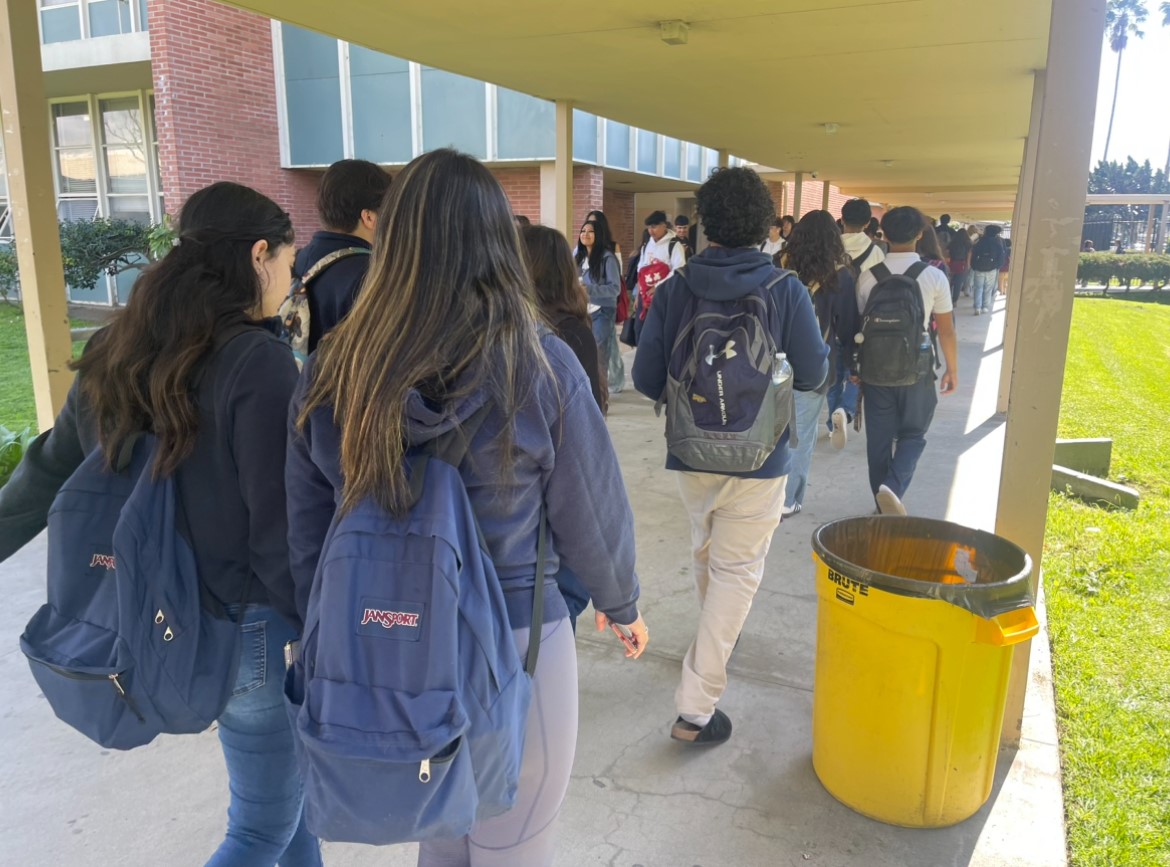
top-left (286, 332), bottom-right (641, 629)
top-left (0, 321), bottom-right (302, 628)
top-left (294, 231), bottom-right (373, 353)
top-left (632, 246), bottom-right (829, 479)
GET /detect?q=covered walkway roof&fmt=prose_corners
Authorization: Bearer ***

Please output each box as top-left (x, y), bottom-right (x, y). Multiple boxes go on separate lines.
top-left (226, 0), bottom-right (1050, 219)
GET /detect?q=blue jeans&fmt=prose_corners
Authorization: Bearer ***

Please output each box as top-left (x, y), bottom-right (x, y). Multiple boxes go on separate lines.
top-left (591, 307), bottom-right (624, 393)
top-left (971, 270), bottom-right (998, 311)
top-left (825, 354), bottom-right (857, 431)
top-left (786, 389), bottom-right (827, 509)
top-left (862, 376), bottom-right (938, 501)
top-left (206, 606), bottom-right (322, 867)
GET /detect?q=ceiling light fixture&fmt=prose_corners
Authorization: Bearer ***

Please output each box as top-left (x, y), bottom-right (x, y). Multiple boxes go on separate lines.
top-left (882, 160), bottom-right (894, 168)
top-left (659, 19), bottom-right (690, 46)
top-left (823, 123), bottom-right (840, 135)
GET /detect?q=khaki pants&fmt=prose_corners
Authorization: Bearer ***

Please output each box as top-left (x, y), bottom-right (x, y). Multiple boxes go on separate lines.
top-left (675, 472), bottom-right (787, 722)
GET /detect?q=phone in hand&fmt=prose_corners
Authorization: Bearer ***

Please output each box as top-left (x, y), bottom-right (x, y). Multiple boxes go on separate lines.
top-left (610, 622), bottom-right (639, 654)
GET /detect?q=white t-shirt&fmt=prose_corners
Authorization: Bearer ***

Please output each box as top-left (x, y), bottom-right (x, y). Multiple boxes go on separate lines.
top-left (856, 252), bottom-right (953, 329)
top-left (761, 237), bottom-right (785, 257)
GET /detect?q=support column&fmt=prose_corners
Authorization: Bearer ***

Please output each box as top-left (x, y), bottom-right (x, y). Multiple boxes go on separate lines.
top-left (1159, 200), bottom-right (1170, 254)
top-left (793, 172), bottom-right (804, 218)
top-left (996, 0), bottom-right (1106, 747)
top-left (717, 149), bottom-right (730, 169)
top-left (1144, 206), bottom-right (1156, 254)
top-left (779, 182), bottom-right (787, 217)
top-left (0, 0), bottom-right (74, 429)
top-left (998, 72), bottom-right (1045, 414)
top-left (553, 100), bottom-right (573, 237)
top-left (821, 180), bottom-right (831, 211)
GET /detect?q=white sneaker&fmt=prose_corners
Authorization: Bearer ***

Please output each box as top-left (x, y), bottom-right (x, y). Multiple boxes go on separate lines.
top-left (782, 503), bottom-right (802, 518)
top-left (876, 485), bottom-right (907, 516)
top-left (974, 308), bottom-right (982, 316)
top-left (830, 408), bottom-right (848, 450)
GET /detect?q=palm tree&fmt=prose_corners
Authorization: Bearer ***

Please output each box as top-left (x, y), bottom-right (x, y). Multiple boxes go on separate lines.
top-left (1162, 0), bottom-right (1170, 24)
top-left (1102, 0), bottom-right (1148, 162)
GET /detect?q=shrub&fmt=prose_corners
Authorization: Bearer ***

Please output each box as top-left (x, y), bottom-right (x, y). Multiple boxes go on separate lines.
top-left (0, 245), bottom-right (18, 304)
top-left (0, 424), bottom-right (33, 488)
top-left (1077, 253), bottom-right (1170, 289)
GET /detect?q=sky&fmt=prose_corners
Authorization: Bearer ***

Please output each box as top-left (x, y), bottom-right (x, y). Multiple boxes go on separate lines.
top-left (1090, 10), bottom-right (1170, 172)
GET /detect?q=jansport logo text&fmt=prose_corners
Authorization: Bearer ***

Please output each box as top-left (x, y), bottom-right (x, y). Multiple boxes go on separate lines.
top-left (89, 553), bottom-right (116, 570)
top-left (360, 608), bottom-right (421, 630)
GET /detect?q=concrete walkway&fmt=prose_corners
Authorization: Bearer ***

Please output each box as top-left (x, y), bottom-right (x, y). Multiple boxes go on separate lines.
top-left (0, 294), bottom-right (1067, 866)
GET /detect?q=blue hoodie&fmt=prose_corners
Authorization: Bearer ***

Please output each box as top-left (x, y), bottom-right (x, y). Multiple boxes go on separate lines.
top-left (286, 333), bottom-right (641, 629)
top-left (632, 247), bottom-right (829, 479)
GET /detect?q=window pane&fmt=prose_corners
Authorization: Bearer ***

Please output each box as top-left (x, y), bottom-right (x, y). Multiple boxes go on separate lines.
top-left (281, 25), bottom-right (344, 165)
top-left (57, 198), bottom-right (98, 221)
top-left (88, 0), bottom-right (131, 37)
top-left (40, 6), bottom-right (80, 43)
top-left (636, 130), bottom-right (657, 175)
top-left (109, 196), bottom-right (151, 223)
top-left (421, 68), bottom-right (485, 157)
top-left (686, 142), bottom-right (702, 182)
top-left (53, 103), bottom-right (93, 148)
top-left (572, 110), bottom-right (596, 163)
top-left (101, 97), bottom-right (143, 146)
top-left (706, 148), bottom-right (720, 176)
top-left (138, 0), bottom-right (147, 30)
top-left (349, 46), bottom-right (412, 163)
top-left (58, 148), bottom-right (98, 194)
top-left (115, 253), bottom-right (149, 304)
top-left (604, 120), bottom-right (630, 169)
top-left (663, 137), bottom-right (681, 179)
top-left (105, 147), bottom-right (147, 193)
top-left (496, 88), bottom-right (553, 160)
top-left (41, 0), bottom-right (76, 7)
top-left (68, 278), bottom-right (110, 305)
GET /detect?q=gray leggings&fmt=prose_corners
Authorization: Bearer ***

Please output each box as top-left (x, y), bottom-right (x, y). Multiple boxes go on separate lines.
top-left (417, 617), bottom-right (578, 867)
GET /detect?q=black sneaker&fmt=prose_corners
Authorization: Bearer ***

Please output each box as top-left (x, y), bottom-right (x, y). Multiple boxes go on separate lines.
top-left (671, 708), bottom-right (732, 745)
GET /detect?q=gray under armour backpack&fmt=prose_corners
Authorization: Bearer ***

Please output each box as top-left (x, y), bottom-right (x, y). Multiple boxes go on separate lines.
top-left (655, 273), bottom-right (797, 473)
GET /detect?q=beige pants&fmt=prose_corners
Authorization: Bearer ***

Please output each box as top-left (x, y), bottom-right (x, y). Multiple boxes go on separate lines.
top-left (675, 472), bottom-right (787, 722)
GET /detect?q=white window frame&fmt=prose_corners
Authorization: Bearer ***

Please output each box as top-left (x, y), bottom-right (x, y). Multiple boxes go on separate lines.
top-left (38, 0), bottom-right (146, 43)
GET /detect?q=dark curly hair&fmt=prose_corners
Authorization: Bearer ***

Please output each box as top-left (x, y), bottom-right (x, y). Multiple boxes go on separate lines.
top-left (782, 210), bottom-right (849, 293)
top-left (695, 167), bottom-right (774, 248)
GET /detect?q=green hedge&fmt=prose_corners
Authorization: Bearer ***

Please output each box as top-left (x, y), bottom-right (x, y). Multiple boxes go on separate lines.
top-left (1078, 253), bottom-right (1170, 289)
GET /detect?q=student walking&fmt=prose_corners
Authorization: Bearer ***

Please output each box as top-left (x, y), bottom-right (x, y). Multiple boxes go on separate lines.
top-left (294, 159), bottom-right (391, 351)
top-left (0, 183), bottom-right (322, 867)
top-left (576, 218), bottom-right (625, 393)
top-left (969, 224), bottom-right (1006, 315)
top-left (633, 167), bottom-right (827, 746)
top-left (779, 210), bottom-right (861, 516)
top-left (286, 149), bottom-right (648, 866)
top-left (833, 199), bottom-right (884, 443)
top-left (761, 217), bottom-right (786, 259)
top-left (855, 207), bottom-right (958, 516)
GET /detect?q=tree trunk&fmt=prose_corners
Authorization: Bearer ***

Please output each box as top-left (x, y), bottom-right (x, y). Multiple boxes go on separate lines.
top-left (1103, 47), bottom-right (1124, 162)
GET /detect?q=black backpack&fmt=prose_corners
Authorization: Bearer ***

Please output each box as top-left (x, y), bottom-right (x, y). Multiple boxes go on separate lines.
top-left (971, 238), bottom-right (1001, 272)
top-left (856, 261), bottom-right (929, 387)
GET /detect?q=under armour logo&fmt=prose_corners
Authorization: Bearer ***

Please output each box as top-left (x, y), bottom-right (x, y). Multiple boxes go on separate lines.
top-left (704, 340), bottom-right (738, 366)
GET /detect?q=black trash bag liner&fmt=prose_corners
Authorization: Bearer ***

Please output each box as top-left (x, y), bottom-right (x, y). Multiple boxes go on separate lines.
top-left (812, 516), bottom-right (1034, 620)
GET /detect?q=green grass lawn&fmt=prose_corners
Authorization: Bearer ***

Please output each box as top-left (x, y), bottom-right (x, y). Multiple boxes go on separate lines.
top-left (1045, 298), bottom-right (1170, 867)
top-left (0, 305), bottom-right (88, 433)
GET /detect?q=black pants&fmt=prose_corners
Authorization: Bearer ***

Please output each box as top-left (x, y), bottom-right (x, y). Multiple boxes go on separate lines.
top-left (863, 376), bottom-right (938, 500)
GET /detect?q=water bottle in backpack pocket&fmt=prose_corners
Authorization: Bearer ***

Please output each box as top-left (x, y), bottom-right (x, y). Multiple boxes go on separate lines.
top-left (855, 261), bottom-right (930, 388)
top-left (284, 415), bottom-right (545, 845)
top-left (20, 436), bottom-right (246, 750)
top-left (656, 274), bottom-right (797, 473)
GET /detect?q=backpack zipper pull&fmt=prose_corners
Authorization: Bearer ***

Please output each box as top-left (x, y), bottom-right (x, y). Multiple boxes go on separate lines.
top-left (419, 759), bottom-right (431, 783)
top-left (109, 673), bottom-right (145, 722)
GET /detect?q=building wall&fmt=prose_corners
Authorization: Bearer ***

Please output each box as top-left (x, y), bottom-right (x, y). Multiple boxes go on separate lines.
top-left (492, 167), bottom-right (541, 224)
top-left (603, 188), bottom-right (636, 263)
top-left (778, 180), bottom-right (851, 221)
top-left (147, 0), bottom-right (318, 240)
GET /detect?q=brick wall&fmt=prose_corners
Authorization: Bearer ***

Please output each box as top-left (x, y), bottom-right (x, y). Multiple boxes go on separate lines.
top-left (148, 0), bottom-right (319, 241)
top-left (602, 188), bottom-right (636, 262)
top-left (572, 166), bottom-right (604, 232)
top-left (777, 180), bottom-right (851, 221)
top-left (491, 167), bottom-right (541, 223)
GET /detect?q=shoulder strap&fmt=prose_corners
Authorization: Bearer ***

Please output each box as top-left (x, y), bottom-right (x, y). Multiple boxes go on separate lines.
top-left (869, 262), bottom-right (892, 283)
top-left (904, 261), bottom-right (929, 282)
top-left (420, 404), bottom-right (546, 677)
top-left (854, 242), bottom-right (876, 269)
top-left (301, 247), bottom-right (371, 286)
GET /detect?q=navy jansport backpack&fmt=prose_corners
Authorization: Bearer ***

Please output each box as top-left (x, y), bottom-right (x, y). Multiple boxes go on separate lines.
top-left (19, 435), bottom-right (247, 750)
top-left (284, 405), bottom-right (546, 844)
top-left (855, 261), bottom-right (930, 387)
top-left (655, 273), bottom-right (798, 473)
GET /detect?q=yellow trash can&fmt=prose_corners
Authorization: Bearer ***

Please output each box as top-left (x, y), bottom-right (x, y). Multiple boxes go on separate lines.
top-left (810, 516), bottom-right (1036, 828)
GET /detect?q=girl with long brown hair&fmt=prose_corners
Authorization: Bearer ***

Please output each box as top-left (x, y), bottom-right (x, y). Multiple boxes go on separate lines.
top-left (0, 182), bottom-right (322, 866)
top-left (287, 148), bottom-right (647, 866)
